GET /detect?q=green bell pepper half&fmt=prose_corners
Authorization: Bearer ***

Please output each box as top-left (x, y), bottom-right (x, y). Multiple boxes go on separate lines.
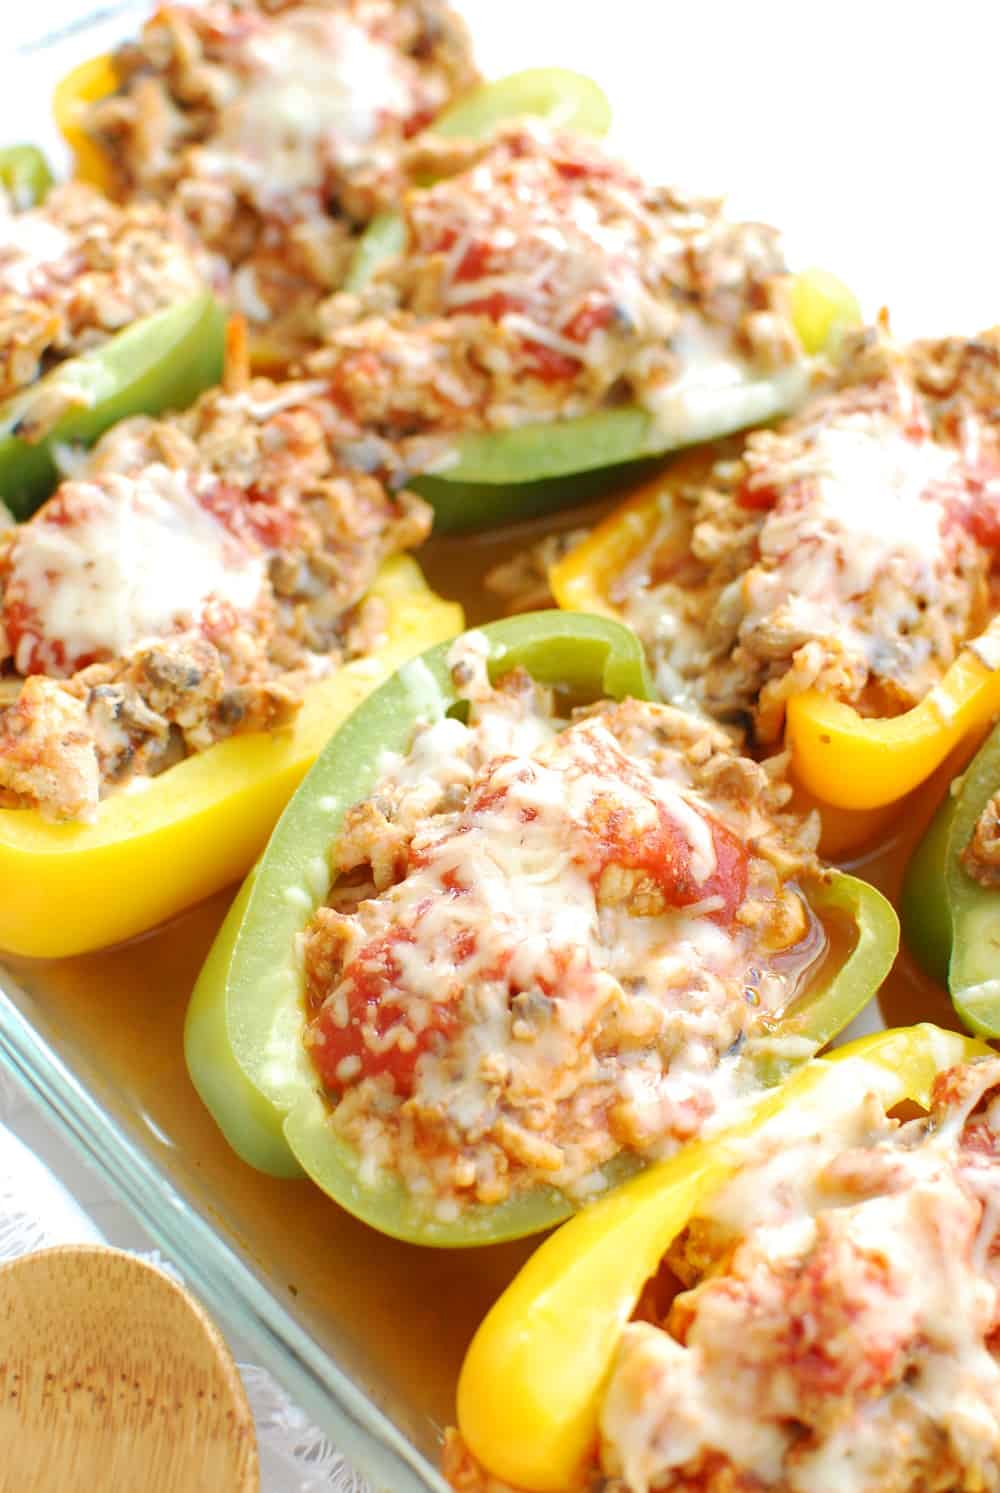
top-left (902, 720), bottom-right (1000, 1035)
top-left (345, 69), bottom-right (859, 533)
top-left (408, 383), bottom-right (809, 532)
top-left (185, 612), bottom-right (898, 1247)
top-left (0, 145), bottom-right (54, 208)
top-left (0, 290), bottom-right (226, 519)
top-left (342, 64), bottom-right (611, 297)
top-left (410, 456), bottom-right (666, 533)
top-left (430, 65), bottom-right (611, 142)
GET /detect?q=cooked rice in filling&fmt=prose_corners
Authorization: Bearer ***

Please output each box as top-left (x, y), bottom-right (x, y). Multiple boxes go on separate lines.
top-left (0, 376), bottom-right (430, 820)
top-left (311, 121), bottom-right (807, 455)
top-left (303, 632), bottom-right (829, 1216)
top-left (445, 1055), bottom-right (1000, 1492)
top-left (612, 329), bottom-right (1000, 742)
top-left (0, 180), bottom-right (219, 435)
top-left (86, 0), bottom-right (478, 356)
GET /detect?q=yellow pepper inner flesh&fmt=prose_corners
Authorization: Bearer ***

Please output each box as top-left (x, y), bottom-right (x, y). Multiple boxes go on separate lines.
top-left (549, 480), bottom-right (672, 620)
top-left (51, 54), bottom-right (119, 195)
top-left (786, 646), bottom-right (1000, 809)
top-left (456, 1026), bottom-right (990, 1492)
top-left (786, 267), bottom-right (862, 357)
top-left (0, 557), bottom-right (461, 959)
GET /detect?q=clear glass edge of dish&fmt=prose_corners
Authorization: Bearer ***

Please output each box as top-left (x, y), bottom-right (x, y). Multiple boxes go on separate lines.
top-left (0, 963), bottom-right (450, 1493)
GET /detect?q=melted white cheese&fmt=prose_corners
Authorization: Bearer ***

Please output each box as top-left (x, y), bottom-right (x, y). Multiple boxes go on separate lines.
top-left (758, 415), bottom-right (957, 598)
top-left (203, 11), bottom-right (412, 202)
top-left (0, 205), bottom-right (74, 297)
top-left (626, 396), bottom-right (978, 711)
top-left (646, 317), bottom-right (811, 448)
top-left (600, 1063), bottom-right (1000, 1493)
top-left (7, 466), bottom-right (266, 671)
top-left (321, 645), bottom-right (818, 1208)
top-left (743, 413), bottom-right (968, 690)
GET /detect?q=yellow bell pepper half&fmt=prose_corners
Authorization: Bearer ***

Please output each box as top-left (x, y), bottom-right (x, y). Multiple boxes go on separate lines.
top-left (552, 473), bottom-right (1000, 819)
top-left (457, 1023), bottom-right (991, 1492)
top-left (51, 55), bottom-right (119, 195)
top-left (0, 557), bottom-right (461, 959)
top-left (786, 639), bottom-right (1000, 810)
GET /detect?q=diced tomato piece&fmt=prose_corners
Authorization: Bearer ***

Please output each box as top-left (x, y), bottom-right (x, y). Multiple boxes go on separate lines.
top-left (198, 481), bottom-right (298, 553)
top-left (551, 153), bottom-right (620, 184)
top-left (588, 799), bottom-right (749, 926)
top-left (425, 225), bottom-right (458, 254)
top-left (938, 463), bottom-right (1000, 551)
top-left (553, 158), bottom-right (590, 181)
top-left (454, 239), bottom-right (494, 284)
top-left (736, 475), bottom-right (782, 511)
top-left (403, 106), bottom-right (436, 139)
top-left (0, 486), bottom-right (110, 676)
top-left (523, 340), bottom-right (580, 382)
top-left (965, 503), bottom-right (1000, 550)
top-left (700, 819), bottom-right (751, 923)
top-left (460, 292), bottom-right (524, 322)
top-left (521, 302), bottom-right (613, 383)
top-left (1, 596), bottom-right (78, 676)
top-left (779, 1243), bottom-right (907, 1401)
top-left (563, 301), bottom-right (614, 343)
top-left (308, 929), bottom-right (458, 1098)
top-left (960, 473), bottom-right (1000, 550)
top-left (960, 1119), bottom-right (1000, 1158)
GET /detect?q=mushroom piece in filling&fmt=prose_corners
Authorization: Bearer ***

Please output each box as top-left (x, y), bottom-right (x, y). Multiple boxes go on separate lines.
top-left (303, 633), bottom-right (829, 1218)
top-left (0, 376), bottom-right (430, 821)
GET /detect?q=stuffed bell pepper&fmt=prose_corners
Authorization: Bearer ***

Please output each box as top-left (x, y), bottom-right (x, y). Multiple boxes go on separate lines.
top-left (0, 343), bottom-right (461, 958)
top-left (449, 1023), bottom-right (999, 1493)
top-left (904, 719), bottom-right (1000, 1037)
top-left (0, 158), bottom-right (226, 516)
top-left (185, 613), bottom-right (898, 1244)
top-left (552, 326), bottom-right (1000, 815)
top-left (58, 4), bottom-right (610, 371)
top-left (309, 117), bottom-right (858, 528)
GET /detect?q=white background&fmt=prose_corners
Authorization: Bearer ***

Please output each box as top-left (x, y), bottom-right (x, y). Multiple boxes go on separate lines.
top-left (8, 0), bottom-right (1000, 339)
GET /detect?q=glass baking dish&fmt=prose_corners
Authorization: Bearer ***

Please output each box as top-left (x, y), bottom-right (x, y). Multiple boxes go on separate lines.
top-left (0, 532), bottom-right (964, 1493)
top-left (0, 4), bottom-right (994, 1489)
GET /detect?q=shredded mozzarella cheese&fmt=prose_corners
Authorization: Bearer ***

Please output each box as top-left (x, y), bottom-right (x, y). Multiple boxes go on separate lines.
top-left (5, 466), bottom-right (265, 671)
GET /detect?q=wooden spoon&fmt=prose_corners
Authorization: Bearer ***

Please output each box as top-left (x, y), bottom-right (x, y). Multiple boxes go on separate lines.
top-left (0, 1244), bottom-right (259, 1493)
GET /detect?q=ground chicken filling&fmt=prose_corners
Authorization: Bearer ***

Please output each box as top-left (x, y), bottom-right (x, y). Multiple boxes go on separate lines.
top-left (445, 1055), bottom-right (1000, 1493)
top-left (0, 180), bottom-right (218, 434)
top-left (613, 329), bottom-right (1000, 743)
top-left (87, 0), bottom-right (478, 353)
top-left (0, 376), bottom-right (430, 821)
top-left (302, 633), bottom-right (828, 1216)
top-left (310, 121), bottom-right (807, 453)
